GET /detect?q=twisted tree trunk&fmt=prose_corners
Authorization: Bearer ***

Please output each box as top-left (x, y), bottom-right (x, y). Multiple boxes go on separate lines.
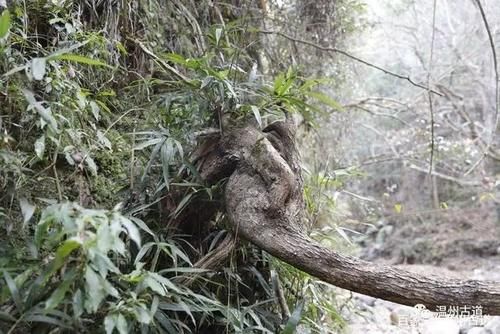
top-left (195, 122), bottom-right (500, 315)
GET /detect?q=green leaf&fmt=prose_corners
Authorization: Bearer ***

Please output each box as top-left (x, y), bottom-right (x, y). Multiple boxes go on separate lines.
top-left (251, 105), bottom-right (262, 128)
top-left (90, 101), bottom-right (101, 121)
top-left (116, 313), bottom-right (128, 334)
top-left (154, 311), bottom-right (177, 333)
top-left (200, 76), bottom-right (214, 89)
top-left (85, 155), bottom-right (98, 175)
top-left (115, 41), bottom-right (128, 55)
top-left (120, 216), bottom-right (141, 248)
top-left (73, 289), bottom-right (84, 317)
top-left (172, 192), bottom-right (193, 218)
top-left (282, 300), bottom-right (305, 334)
top-left (55, 239), bottom-right (80, 260)
top-left (177, 301), bottom-right (195, 325)
top-left (96, 130), bottom-right (111, 149)
top-left (23, 314), bottom-right (71, 329)
top-left (148, 272), bottom-right (181, 293)
top-left (144, 274), bottom-right (166, 296)
top-left (160, 139), bottom-right (174, 190)
top-left (129, 216), bottom-right (154, 236)
top-left (3, 271), bottom-right (23, 311)
top-left (274, 69), bottom-right (296, 96)
top-left (273, 73), bottom-right (285, 95)
top-left (19, 197), bottom-right (36, 227)
top-left (335, 227), bottom-right (352, 245)
top-left (105, 313), bottom-right (128, 334)
top-left (164, 53), bottom-right (187, 66)
top-left (45, 269), bottom-right (76, 310)
top-left (22, 89), bottom-right (59, 133)
top-left (0, 311), bottom-right (16, 322)
top-left (151, 295), bottom-right (159, 316)
top-left (0, 10), bottom-right (11, 39)
top-left (38, 239), bottom-right (80, 286)
top-left (134, 304), bottom-right (152, 324)
top-left (306, 91), bottom-right (344, 111)
top-left (93, 252), bottom-right (121, 277)
top-left (215, 28), bottom-right (222, 45)
top-left (167, 242), bottom-right (192, 266)
top-left (104, 314), bottom-right (116, 334)
top-left (84, 268), bottom-right (106, 312)
top-left (34, 217), bottom-right (52, 248)
top-left (49, 53), bottom-right (112, 68)
top-left (134, 137), bottom-right (163, 151)
top-left (173, 139), bottom-right (184, 159)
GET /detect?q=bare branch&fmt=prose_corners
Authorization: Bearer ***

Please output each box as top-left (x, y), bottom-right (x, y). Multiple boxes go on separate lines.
top-left (408, 164), bottom-right (481, 187)
top-left (464, 0), bottom-right (499, 176)
top-left (344, 103), bottom-right (411, 126)
top-left (131, 39), bottom-right (193, 85)
top-left (259, 30), bottom-right (444, 96)
top-left (427, 0), bottom-right (437, 176)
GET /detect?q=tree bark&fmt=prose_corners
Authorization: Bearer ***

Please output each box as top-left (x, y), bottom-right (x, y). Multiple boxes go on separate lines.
top-left (196, 123), bottom-right (500, 315)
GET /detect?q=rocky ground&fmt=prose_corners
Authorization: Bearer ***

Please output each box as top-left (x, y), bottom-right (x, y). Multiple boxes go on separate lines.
top-left (338, 201), bottom-right (500, 334)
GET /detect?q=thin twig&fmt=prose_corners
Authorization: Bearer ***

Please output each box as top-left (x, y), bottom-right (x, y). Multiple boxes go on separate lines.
top-left (464, 0), bottom-right (499, 176)
top-left (103, 108), bottom-right (142, 136)
top-left (339, 155), bottom-right (481, 187)
top-left (408, 164), bottom-right (481, 187)
top-left (427, 0), bottom-right (438, 207)
top-left (52, 149), bottom-right (62, 202)
top-left (131, 39), bottom-right (192, 85)
top-left (345, 104), bottom-right (411, 126)
top-left (172, 0), bottom-right (206, 53)
top-left (259, 30), bottom-right (444, 96)
top-left (271, 269), bottom-right (291, 320)
top-left (341, 190), bottom-right (378, 203)
top-left (130, 122), bottom-right (137, 190)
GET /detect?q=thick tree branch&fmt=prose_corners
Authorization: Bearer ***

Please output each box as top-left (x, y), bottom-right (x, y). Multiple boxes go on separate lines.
top-left (235, 224), bottom-right (500, 315)
top-left (195, 124), bottom-right (500, 315)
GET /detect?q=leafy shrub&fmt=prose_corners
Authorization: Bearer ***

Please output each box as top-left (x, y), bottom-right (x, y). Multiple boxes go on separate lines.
top-left (0, 0), bottom-right (360, 332)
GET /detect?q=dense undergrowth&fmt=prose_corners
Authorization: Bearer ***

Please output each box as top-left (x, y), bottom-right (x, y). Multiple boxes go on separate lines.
top-left (0, 1), bottom-right (362, 333)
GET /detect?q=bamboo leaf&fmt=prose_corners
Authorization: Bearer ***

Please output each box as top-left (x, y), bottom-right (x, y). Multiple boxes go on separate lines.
top-left (129, 216), bottom-right (154, 236)
top-left (19, 197), bottom-right (36, 227)
top-left (134, 137), bottom-right (163, 151)
top-left (251, 105), bottom-right (262, 128)
top-left (22, 89), bottom-right (59, 133)
top-left (3, 270), bottom-right (23, 311)
top-left (215, 28), bottom-right (222, 45)
top-left (306, 91), bottom-right (344, 111)
top-left (45, 269), bottom-right (76, 310)
top-left (23, 314), bottom-right (72, 329)
top-left (282, 300), bottom-right (305, 334)
top-left (0, 311), bottom-right (16, 322)
top-left (121, 217), bottom-right (141, 248)
top-left (49, 53), bottom-right (112, 68)
top-left (0, 10), bottom-right (10, 39)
